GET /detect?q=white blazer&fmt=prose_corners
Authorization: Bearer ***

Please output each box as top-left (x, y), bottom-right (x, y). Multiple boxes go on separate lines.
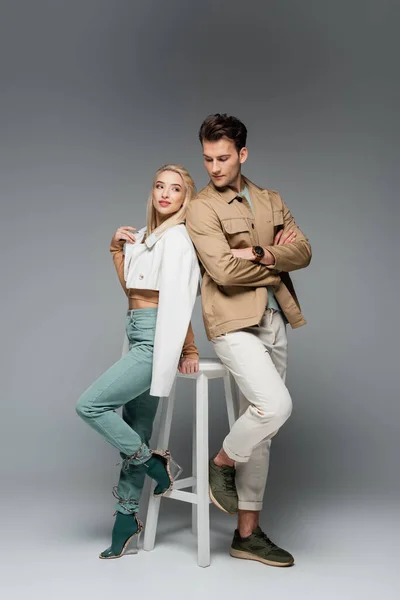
top-left (123, 224), bottom-right (200, 397)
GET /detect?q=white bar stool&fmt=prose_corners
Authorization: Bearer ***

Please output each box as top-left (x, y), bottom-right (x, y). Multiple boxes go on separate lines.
top-left (143, 358), bottom-right (238, 568)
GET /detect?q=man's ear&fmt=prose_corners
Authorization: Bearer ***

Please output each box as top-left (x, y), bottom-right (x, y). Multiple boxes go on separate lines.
top-left (239, 147), bottom-right (248, 165)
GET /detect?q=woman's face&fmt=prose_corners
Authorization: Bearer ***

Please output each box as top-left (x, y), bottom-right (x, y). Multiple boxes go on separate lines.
top-left (152, 170), bottom-right (185, 221)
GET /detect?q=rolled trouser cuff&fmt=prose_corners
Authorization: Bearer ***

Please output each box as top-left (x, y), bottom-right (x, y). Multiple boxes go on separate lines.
top-left (238, 500), bottom-right (263, 511)
top-left (223, 440), bottom-right (249, 463)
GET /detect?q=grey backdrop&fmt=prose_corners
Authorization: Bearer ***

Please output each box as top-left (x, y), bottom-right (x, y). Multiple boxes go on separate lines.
top-left (1, 1), bottom-right (399, 598)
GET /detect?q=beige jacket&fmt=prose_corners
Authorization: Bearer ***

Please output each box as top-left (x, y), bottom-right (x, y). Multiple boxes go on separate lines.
top-left (185, 176), bottom-right (312, 340)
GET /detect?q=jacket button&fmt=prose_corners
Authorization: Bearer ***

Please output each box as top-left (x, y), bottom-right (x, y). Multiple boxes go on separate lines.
top-left (139, 274), bottom-right (144, 280)
top-left (251, 223), bottom-right (255, 229)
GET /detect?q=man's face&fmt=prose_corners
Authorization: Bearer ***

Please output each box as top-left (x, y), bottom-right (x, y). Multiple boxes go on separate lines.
top-left (202, 137), bottom-right (248, 189)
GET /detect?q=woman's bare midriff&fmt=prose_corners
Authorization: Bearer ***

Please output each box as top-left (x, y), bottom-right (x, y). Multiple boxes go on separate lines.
top-left (128, 289), bottom-right (159, 309)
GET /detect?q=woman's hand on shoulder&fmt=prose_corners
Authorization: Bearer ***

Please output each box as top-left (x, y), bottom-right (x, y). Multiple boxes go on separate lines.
top-left (178, 357), bottom-right (199, 375)
top-left (111, 226), bottom-right (136, 246)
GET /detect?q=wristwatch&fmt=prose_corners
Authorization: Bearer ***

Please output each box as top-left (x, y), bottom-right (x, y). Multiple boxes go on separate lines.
top-left (251, 245), bottom-right (265, 262)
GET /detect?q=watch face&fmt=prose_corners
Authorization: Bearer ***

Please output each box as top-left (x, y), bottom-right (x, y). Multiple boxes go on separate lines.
top-left (254, 245), bottom-right (264, 257)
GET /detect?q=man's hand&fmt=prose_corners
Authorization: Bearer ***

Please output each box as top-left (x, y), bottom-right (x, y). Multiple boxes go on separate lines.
top-left (259, 229), bottom-right (297, 265)
top-left (178, 357), bottom-right (199, 375)
top-left (231, 229), bottom-right (297, 264)
top-left (274, 229), bottom-right (297, 246)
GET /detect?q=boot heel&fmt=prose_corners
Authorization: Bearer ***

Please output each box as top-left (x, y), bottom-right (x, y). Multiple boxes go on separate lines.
top-left (169, 456), bottom-right (183, 482)
top-left (125, 530), bottom-right (142, 555)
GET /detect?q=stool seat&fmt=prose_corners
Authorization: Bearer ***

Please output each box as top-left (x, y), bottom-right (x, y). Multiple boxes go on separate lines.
top-left (143, 357), bottom-right (238, 568)
top-left (177, 358), bottom-right (228, 379)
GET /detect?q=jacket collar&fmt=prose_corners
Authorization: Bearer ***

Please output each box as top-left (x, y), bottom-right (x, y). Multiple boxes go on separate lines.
top-left (144, 221), bottom-right (185, 249)
top-left (144, 231), bottom-right (160, 249)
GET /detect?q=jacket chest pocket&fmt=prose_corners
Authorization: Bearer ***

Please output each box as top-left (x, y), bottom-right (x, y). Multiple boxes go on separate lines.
top-left (273, 210), bottom-right (284, 234)
top-left (221, 217), bottom-right (252, 249)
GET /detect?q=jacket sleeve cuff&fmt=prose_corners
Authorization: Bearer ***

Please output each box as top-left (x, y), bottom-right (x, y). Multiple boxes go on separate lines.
top-left (264, 246), bottom-right (277, 268)
top-left (181, 348), bottom-right (199, 359)
top-left (110, 239), bottom-right (125, 254)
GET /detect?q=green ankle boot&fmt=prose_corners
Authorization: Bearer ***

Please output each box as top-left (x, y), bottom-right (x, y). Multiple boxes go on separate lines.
top-left (145, 450), bottom-right (182, 496)
top-left (99, 512), bottom-right (143, 559)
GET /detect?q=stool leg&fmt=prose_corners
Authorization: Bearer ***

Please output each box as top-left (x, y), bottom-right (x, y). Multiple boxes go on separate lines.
top-left (195, 373), bottom-right (210, 568)
top-left (192, 388), bottom-right (197, 535)
top-left (223, 372), bottom-right (238, 429)
top-left (143, 382), bottom-right (176, 552)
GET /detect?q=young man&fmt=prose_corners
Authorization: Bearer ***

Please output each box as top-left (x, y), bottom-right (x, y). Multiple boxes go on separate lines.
top-left (186, 114), bottom-right (311, 567)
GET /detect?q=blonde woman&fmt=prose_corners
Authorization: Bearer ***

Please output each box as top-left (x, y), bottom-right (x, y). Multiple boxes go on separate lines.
top-left (76, 165), bottom-right (200, 559)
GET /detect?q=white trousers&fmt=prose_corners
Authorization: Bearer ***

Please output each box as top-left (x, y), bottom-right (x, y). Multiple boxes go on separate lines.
top-left (211, 309), bottom-right (292, 510)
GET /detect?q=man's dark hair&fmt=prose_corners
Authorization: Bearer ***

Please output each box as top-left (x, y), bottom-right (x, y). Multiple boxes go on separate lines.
top-left (198, 113), bottom-right (247, 153)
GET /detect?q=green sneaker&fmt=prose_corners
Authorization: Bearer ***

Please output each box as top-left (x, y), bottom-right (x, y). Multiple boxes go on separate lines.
top-left (209, 456), bottom-right (238, 514)
top-left (230, 526), bottom-right (294, 567)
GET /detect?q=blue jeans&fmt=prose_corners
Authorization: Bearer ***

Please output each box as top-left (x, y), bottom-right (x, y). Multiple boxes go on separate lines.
top-left (76, 308), bottom-right (159, 513)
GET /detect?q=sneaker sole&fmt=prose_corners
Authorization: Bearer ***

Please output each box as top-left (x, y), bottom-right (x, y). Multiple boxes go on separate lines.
top-left (230, 548), bottom-right (294, 567)
top-left (209, 487), bottom-right (238, 514)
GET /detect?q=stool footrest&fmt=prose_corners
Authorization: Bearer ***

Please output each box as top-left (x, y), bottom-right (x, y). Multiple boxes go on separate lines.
top-left (173, 476), bottom-right (196, 490)
top-left (163, 489), bottom-right (213, 505)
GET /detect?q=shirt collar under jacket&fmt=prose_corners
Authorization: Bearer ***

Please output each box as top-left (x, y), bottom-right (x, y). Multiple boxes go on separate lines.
top-left (208, 175), bottom-right (249, 204)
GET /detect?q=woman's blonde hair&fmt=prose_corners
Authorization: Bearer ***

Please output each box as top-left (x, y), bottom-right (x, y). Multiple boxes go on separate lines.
top-left (146, 164), bottom-right (196, 237)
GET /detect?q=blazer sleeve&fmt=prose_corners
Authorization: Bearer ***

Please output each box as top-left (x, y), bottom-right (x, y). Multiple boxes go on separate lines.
top-left (150, 231), bottom-right (200, 397)
top-left (186, 200), bottom-right (281, 288)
